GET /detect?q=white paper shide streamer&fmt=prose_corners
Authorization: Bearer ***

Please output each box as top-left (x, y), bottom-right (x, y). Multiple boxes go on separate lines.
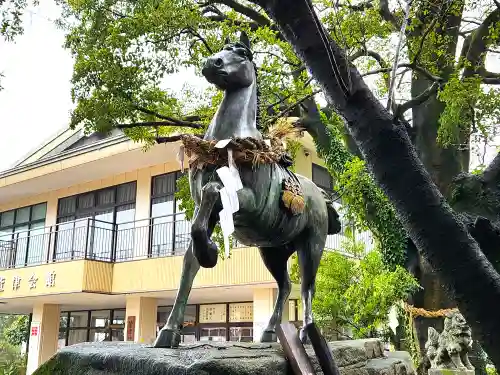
top-left (215, 140), bottom-right (243, 258)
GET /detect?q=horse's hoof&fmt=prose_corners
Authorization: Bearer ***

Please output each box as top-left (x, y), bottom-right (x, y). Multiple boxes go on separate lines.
top-left (192, 235), bottom-right (218, 268)
top-left (299, 328), bottom-right (309, 345)
top-left (260, 330), bottom-right (277, 342)
top-left (153, 328), bottom-right (181, 348)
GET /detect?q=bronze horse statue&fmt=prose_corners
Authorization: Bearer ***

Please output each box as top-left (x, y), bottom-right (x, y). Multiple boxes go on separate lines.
top-left (154, 32), bottom-right (341, 348)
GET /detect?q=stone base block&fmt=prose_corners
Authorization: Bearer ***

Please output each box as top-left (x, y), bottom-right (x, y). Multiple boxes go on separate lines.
top-left (33, 338), bottom-right (416, 375)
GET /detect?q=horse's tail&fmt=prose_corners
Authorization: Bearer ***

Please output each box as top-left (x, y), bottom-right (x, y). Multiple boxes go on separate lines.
top-left (320, 188), bottom-right (342, 235)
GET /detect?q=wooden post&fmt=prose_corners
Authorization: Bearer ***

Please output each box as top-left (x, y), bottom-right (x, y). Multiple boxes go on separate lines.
top-left (277, 322), bottom-right (315, 375)
top-left (305, 322), bottom-right (341, 375)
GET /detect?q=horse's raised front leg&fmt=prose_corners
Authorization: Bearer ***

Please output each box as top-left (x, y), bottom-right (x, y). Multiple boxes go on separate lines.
top-left (191, 181), bottom-right (223, 268)
top-left (295, 227), bottom-right (326, 344)
top-left (154, 208), bottom-right (218, 348)
top-left (258, 245), bottom-right (293, 342)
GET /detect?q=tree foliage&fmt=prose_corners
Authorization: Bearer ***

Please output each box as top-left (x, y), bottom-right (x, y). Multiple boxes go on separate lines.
top-left (0, 341), bottom-right (26, 375)
top-left (0, 315), bottom-right (28, 375)
top-left (316, 111), bottom-right (407, 268)
top-left (3, 316), bottom-right (29, 348)
top-left (291, 234), bottom-right (419, 339)
top-left (1, 0), bottom-right (40, 41)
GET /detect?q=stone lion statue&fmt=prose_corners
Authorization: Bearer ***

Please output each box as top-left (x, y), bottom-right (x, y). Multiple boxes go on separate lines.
top-left (425, 311), bottom-right (474, 370)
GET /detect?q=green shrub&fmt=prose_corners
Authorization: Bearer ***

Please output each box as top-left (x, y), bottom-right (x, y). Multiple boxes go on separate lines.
top-left (0, 341), bottom-right (27, 375)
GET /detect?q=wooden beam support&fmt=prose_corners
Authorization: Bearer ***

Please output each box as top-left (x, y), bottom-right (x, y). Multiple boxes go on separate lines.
top-left (276, 322), bottom-right (315, 375)
top-left (304, 323), bottom-right (341, 375)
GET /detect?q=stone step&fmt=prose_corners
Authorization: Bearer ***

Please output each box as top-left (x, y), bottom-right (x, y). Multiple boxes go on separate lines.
top-left (33, 339), bottom-right (415, 375)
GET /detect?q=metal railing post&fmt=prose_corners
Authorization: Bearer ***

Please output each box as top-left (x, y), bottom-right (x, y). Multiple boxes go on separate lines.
top-left (84, 218), bottom-right (90, 259)
top-left (46, 227), bottom-right (53, 264)
top-left (111, 223), bottom-right (118, 262)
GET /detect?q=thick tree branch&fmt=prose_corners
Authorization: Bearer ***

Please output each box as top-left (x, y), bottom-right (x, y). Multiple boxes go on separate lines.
top-left (467, 217), bottom-right (500, 273)
top-left (186, 27), bottom-right (213, 53)
top-left (362, 63), bottom-right (444, 83)
top-left (350, 49), bottom-right (388, 67)
top-left (483, 151), bottom-right (500, 185)
top-left (254, 50), bottom-right (301, 66)
top-left (461, 8), bottom-right (500, 78)
top-left (266, 89), bottom-right (321, 124)
top-left (379, 0), bottom-right (400, 29)
top-left (206, 0), bottom-right (271, 26)
top-left (350, 48), bottom-right (390, 88)
top-left (117, 120), bottom-right (203, 130)
top-left (342, 1), bottom-right (374, 11)
top-left (129, 104), bottom-right (205, 128)
top-left (155, 134), bottom-right (201, 143)
top-left (206, 14), bottom-right (261, 31)
top-left (475, 68), bottom-right (500, 84)
top-left (393, 82), bottom-right (440, 119)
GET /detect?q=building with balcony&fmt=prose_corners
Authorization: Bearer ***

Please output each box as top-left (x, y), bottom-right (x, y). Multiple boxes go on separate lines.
top-left (0, 125), bottom-right (373, 374)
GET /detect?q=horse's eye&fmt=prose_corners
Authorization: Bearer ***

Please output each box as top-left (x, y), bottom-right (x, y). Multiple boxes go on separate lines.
top-left (235, 48), bottom-right (247, 58)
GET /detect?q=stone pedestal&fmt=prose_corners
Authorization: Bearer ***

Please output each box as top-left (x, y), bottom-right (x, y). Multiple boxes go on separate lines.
top-left (429, 369), bottom-right (475, 375)
top-left (33, 338), bottom-right (416, 375)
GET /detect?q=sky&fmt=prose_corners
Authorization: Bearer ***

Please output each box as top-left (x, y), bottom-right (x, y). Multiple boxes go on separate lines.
top-left (0, 3), bottom-right (198, 172)
top-left (0, 3), bottom-right (74, 171)
top-left (0, 2), bottom-right (497, 173)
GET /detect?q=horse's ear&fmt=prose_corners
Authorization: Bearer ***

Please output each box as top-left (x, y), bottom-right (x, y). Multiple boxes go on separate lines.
top-left (224, 36), bottom-right (231, 45)
top-left (239, 31), bottom-right (250, 50)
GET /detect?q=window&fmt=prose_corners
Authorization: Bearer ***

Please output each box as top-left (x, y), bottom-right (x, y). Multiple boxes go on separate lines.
top-left (111, 310), bottom-right (125, 341)
top-left (0, 203), bottom-right (48, 268)
top-left (59, 309), bottom-right (125, 347)
top-left (55, 182), bottom-right (137, 261)
top-left (229, 327), bottom-right (253, 342)
top-left (200, 327), bottom-right (226, 342)
top-left (150, 172), bottom-right (189, 257)
top-left (156, 302), bottom-right (253, 342)
top-left (312, 164), bottom-right (333, 193)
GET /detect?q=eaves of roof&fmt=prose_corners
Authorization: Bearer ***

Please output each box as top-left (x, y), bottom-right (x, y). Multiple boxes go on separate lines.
top-left (0, 134), bottom-right (132, 179)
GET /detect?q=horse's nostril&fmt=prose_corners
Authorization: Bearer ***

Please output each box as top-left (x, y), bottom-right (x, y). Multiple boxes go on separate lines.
top-left (214, 58), bottom-right (223, 68)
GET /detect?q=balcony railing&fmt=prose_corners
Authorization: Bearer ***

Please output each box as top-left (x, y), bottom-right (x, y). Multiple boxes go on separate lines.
top-left (0, 214), bottom-right (374, 270)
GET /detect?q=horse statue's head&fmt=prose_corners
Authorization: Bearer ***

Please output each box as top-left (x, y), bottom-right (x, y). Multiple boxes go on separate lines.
top-left (202, 32), bottom-right (255, 91)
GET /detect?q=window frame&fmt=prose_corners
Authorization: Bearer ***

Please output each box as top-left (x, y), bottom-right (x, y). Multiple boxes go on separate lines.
top-left (0, 203), bottom-right (48, 267)
top-left (56, 182), bottom-right (137, 224)
top-left (149, 171), bottom-right (187, 257)
top-left (59, 308), bottom-right (125, 346)
top-left (54, 182), bottom-right (137, 262)
top-left (312, 163), bottom-right (334, 193)
top-left (58, 300), bottom-right (301, 347)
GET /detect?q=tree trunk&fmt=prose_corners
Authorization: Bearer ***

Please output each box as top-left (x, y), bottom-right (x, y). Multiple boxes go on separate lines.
top-left (252, 0), bottom-right (500, 368)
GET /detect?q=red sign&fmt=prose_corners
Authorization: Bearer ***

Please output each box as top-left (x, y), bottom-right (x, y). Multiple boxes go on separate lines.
top-left (31, 326), bottom-right (39, 337)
